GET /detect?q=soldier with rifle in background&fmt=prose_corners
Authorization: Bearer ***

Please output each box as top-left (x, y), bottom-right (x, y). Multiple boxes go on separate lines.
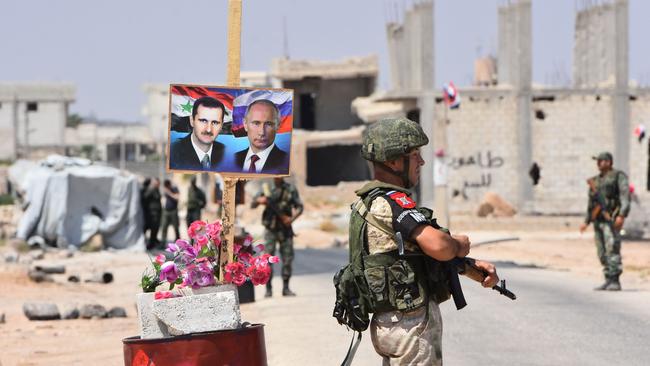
top-left (580, 152), bottom-right (630, 291)
top-left (252, 177), bottom-right (303, 297)
top-left (333, 118), bottom-right (510, 365)
top-left (186, 176), bottom-right (207, 227)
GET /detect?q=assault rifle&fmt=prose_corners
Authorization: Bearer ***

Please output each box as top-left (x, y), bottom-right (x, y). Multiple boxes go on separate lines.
top-left (396, 232), bottom-right (516, 310)
top-left (261, 183), bottom-right (295, 237)
top-left (587, 178), bottom-right (612, 222)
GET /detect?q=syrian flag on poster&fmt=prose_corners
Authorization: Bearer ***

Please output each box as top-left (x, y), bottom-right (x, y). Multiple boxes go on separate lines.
top-left (442, 82), bottom-right (460, 109)
top-left (231, 89), bottom-right (293, 137)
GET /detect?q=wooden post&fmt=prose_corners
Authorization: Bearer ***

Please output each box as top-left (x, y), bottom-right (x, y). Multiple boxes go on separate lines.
top-left (220, 0), bottom-right (242, 281)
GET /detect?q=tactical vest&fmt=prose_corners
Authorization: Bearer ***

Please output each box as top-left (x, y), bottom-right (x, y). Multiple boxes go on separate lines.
top-left (348, 182), bottom-right (451, 314)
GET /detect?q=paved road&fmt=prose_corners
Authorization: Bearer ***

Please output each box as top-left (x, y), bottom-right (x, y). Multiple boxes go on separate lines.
top-left (241, 248), bottom-right (650, 366)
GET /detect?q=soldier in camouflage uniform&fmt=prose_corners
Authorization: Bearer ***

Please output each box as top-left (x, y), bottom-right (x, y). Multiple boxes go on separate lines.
top-left (186, 176), bottom-right (207, 227)
top-left (580, 152), bottom-right (630, 291)
top-left (143, 178), bottom-right (162, 250)
top-left (252, 177), bottom-right (303, 297)
top-left (357, 117), bottom-right (499, 365)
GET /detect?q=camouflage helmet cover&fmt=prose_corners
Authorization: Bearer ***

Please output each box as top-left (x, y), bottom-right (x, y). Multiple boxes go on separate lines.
top-left (361, 117), bottom-right (429, 162)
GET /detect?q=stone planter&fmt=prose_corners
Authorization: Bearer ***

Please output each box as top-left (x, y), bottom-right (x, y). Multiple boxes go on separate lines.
top-left (136, 284), bottom-right (241, 339)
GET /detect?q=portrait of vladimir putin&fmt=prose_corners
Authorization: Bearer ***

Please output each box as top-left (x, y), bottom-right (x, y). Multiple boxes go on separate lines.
top-left (234, 99), bottom-right (289, 174)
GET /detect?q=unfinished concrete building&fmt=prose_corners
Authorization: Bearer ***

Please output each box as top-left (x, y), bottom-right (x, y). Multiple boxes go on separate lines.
top-left (356, 0), bottom-right (650, 231)
top-left (271, 56), bottom-right (378, 186)
top-left (0, 83), bottom-right (75, 160)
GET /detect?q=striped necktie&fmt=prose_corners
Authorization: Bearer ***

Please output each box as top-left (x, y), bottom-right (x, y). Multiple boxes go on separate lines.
top-left (249, 154), bottom-right (260, 173)
top-left (201, 154), bottom-right (210, 169)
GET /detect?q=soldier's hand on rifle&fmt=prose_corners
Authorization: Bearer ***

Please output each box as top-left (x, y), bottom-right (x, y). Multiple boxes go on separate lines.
top-left (579, 223), bottom-right (588, 234)
top-left (256, 196), bottom-right (268, 205)
top-left (472, 259), bottom-right (499, 288)
top-left (613, 216), bottom-right (625, 231)
top-left (452, 234), bottom-right (471, 258)
top-left (280, 214), bottom-right (293, 226)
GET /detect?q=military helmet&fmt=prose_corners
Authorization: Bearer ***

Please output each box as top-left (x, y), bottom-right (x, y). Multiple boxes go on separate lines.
top-left (361, 117), bottom-right (429, 162)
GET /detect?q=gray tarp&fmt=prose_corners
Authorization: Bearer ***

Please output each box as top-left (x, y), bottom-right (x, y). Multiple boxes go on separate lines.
top-left (9, 155), bottom-right (144, 250)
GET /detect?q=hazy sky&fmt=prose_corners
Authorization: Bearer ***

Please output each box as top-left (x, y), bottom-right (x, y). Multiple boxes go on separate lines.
top-left (1, 0), bottom-right (647, 122)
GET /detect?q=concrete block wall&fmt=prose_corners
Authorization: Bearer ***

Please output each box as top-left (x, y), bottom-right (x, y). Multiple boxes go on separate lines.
top-left (440, 92), bottom-right (519, 214)
top-left (530, 93), bottom-right (614, 214)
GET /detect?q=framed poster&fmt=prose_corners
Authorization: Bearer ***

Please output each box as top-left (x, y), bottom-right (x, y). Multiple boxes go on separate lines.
top-left (167, 84), bottom-right (294, 177)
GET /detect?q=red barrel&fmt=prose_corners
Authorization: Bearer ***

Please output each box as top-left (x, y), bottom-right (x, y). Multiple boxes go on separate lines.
top-left (123, 324), bottom-right (267, 366)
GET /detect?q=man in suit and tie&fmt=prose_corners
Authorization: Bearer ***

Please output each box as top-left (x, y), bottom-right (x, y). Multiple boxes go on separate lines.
top-left (234, 99), bottom-right (289, 174)
top-left (169, 96), bottom-right (226, 171)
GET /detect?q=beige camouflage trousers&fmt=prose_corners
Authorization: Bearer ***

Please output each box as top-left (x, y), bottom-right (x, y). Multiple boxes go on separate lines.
top-left (370, 301), bottom-right (443, 365)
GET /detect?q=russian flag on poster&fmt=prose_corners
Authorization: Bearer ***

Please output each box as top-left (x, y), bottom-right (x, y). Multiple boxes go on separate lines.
top-left (231, 89), bottom-right (293, 137)
top-left (442, 82), bottom-right (460, 109)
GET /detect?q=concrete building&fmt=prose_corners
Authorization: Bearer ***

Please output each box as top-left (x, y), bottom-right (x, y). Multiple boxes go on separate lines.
top-left (356, 0), bottom-right (650, 231)
top-left (0, 83), bottom-right (75, 160)
top-left (271, 56), bottom-right (378, 187)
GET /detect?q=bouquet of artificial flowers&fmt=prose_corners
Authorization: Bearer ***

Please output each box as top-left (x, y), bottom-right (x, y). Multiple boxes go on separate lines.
top-left (141, 220), bottom-right (278, 298)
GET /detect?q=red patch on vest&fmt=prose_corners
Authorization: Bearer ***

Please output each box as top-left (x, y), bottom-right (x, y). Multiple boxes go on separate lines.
top-left (388, 192), bottom-right (416, 208)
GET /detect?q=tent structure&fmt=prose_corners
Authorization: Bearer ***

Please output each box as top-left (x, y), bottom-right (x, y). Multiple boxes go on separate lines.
top-left (9, 155), bottom-right (145, 250)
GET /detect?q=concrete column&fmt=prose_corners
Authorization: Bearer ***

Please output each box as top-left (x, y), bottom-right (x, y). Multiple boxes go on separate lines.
top-left (613, 0), bottom-right (629, 173)
top-left (12, 98), bottom-right (19, 160)
top-left (60, 102), bottom-right (68, 155)
top-left (418, 92), bottom-right (436, 209)
top-left (514, 0), bottom-right (533, 211)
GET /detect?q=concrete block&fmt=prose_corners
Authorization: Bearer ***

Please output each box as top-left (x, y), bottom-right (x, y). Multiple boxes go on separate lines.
top-left (137, 284), bottom-right (241, 339)
top-left (23, 302), bottom-right (60, 321)
top-left (79, 304), bottom-right (108, 319)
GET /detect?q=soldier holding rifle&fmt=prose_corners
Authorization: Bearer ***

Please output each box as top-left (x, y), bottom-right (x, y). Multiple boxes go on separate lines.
top-left (580, 152), bottom-right (630, 291)
top-left (252, 177), bottom-right (303, 297)
top-left (337, 117), bottom-right (503, 365)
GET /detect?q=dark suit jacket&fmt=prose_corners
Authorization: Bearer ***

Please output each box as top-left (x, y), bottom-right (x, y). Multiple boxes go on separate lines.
top-left (169, 134), bottom-right (224, 172)
top-left (234, 145), bottom-right (289, 174)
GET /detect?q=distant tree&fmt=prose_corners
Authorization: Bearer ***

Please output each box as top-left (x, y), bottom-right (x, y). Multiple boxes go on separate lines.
top-left (67, 113), bottom-right (83, 128)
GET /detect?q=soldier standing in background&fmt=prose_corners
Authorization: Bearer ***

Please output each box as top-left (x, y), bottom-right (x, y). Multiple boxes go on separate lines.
top-left (580, 152), bottom-right (630, 291)
top-left (186, 176), bottom-right (207, 227)
top-left (161, 179), bottom-right (181, 245)
top-left (144, 178), bottom-right (162, 250)
top-left (252, 177), bottom-right (303, 297)
top-left (140, 177), bottom-right (151, 235)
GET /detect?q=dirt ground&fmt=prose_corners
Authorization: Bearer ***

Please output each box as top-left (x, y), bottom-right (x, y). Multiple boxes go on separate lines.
top-left (1, 216), bottom-right (649, 365)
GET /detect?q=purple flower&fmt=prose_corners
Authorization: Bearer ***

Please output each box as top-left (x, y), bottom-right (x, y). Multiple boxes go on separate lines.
top-left (159, 261), bottom-right (180, 283)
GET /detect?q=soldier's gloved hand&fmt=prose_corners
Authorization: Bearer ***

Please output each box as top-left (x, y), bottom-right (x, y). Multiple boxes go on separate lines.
top-left (452, 234), bottom-right (471, 258)
top-left (473, 259), bottom-right (499, 288)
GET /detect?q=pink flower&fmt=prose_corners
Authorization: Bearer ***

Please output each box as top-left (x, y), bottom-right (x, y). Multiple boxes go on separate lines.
top-left (182, 263), bottom-right (216, 289)
top-left (188, 220), bottom-right (207, 239)
top-left (154, 291), bottom-right (175, 300)
top-left (159, 261), bottom-right (181, 283)
top-left (238, 252), bottom-right (253, 265)
top-left (243, 235), bottom-right (254, 247)
top-left (206, 221), bottom-right (222, 240)
top-left (233, 244), bottom-right (242, 254)
top-left (154, 254), bottom-right (166, 265)
top-left (223, 262), bottom-right (247, 286)
top-left (195, 234), bottom-right (209, 248)
top-left (268, 255), bottom-right (280, 264)
top-left (253, 244), bottom-right (265, 255)
top-left (246, 264), bottom-right (271, 286)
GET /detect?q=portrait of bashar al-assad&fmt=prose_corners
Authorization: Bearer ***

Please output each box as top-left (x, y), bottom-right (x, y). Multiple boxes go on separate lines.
top-left (169, 96), bottom-right (225, 171)
top-left (234, 99), bottom-right (289, 174)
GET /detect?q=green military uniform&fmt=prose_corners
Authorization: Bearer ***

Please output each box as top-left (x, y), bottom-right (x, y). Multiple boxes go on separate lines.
top-left (143, 185), bottom-right (162, 250)
top-left (186, 179), bottom-right (207, 227)
top-left (161, 183), bottom-right (180, 245)
top-left (357, 180), bottom-right (444, 365)
top-left (585, 157), bottom-right (630, 290)
top-left (355, 117), bottom-right (444, 365)
top-left (252, 179), bottom-right (303, 296)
